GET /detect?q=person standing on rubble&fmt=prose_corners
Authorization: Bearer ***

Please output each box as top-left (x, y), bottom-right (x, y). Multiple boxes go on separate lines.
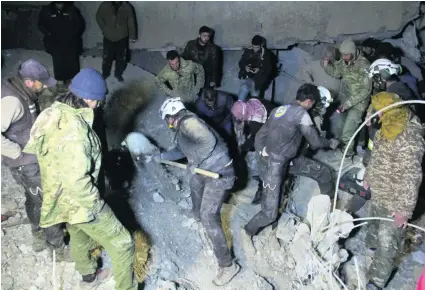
top-left (240, 84), bottom-right (340, 240)
top-left (363, 92), bottom-right (425, 290)
top-left (155, 50), bottom-right (205, 107)
top-left (155, 98), bottom-right (240, 286)
top-left (38, 1), bottom-right (84, 90)
top-left (322, 38), bottom-right (372, 159)
top-left (96, 1), bottom-right (137, 82)
top-left (182, 26), bottom-right (221, 88)
top-left (194, 88), bottom-right (234, 138)
top-left (237, 35), bottom-right (273, 101)
top-left (1, 59), bottom-right (65, 254)
top-left (24, 68), bottom-right (137, 290)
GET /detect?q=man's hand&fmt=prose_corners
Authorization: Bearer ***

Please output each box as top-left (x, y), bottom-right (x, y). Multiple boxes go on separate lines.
top-left (245, 65), bottom-right (251, 72)
top-left (259, 147), bottom-right (269, 157)
top-left (329, 138), bottom-right (340, 150)
top-left (130, 38), bottom-right (137, 43)
top-left (337, 104), bottom-right (348, 113)
top-left (252, 68), bottom-right (260, 74)
top-left (365, 112), bottom-right (372, 127)
top-left (363, 178), bottom-right (369, 190)
top-left (187, 163), bottom-right (197, 174)
top-left (209, 82), bottom-right (216, 88)
top-left (392, 212), bottom-right (408, 228)
top-left (323, 56), bottom-right (330, 67)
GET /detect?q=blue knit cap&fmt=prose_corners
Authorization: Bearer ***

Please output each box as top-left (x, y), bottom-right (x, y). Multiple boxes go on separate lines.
top-left (69, 68), bottom-right (107, 101)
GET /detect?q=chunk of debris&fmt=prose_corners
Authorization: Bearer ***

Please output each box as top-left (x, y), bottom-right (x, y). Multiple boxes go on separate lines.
top-left (153, 192), bottom-right (165, 203)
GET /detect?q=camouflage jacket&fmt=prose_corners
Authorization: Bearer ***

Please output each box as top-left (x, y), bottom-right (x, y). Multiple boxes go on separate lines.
top-left (24, 101), bottom-right (104, 227)
top-left (155, 58), bottom-right (205, 104)
top-left (365, 114), bottom-right (425, 219)
top-left (322, 49), bottom-right (372, 112)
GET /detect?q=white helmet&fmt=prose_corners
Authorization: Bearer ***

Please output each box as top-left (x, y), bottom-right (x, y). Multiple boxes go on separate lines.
top-left (368, 58), bottom-right (401, 79)
top-left (317, 86), bottom-right (333, 108)
top-left (159, 98), bottom-right (186, 120)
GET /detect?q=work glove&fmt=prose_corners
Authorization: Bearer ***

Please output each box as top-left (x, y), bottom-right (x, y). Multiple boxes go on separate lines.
top-left (152, 153), bottom-right (162, 163)
top-left (329, 138), bottom-right (340, 150)
top-left (187, 163), bottom-right (198, 175)
top-left (259, 147), bottom-right (269, 157)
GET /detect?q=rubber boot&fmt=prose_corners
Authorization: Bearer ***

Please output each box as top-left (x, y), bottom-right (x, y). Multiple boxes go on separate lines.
top-left (80, 268), bottom-right (114, 289)
top-left (32, 229), bottom-right (47, 252)
top-left (212, 260), bottom-right (241, 286)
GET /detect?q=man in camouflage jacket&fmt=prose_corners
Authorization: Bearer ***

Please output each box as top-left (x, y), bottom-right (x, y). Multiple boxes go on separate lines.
top-left (322, 38), bottom-right (372, 157)
top-left (364, 92), bottom-right (425, 289)
top-left (24, 69), bottom-right (137, 289)
top-left (155, 50), bottom-right (205, 105)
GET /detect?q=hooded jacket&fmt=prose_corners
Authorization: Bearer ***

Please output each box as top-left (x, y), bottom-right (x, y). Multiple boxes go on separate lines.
top-left (365, 113), bottom-right (425, 219)
top-left (24, 101), bottom-right (104, 228)
top-left (96, 1), bottom-right (136, 42)
top-left (155, 58), bottom-right (205, 104)
top-left (238, 46), bottom-right (273, 91)
top-left (322, 49), bottom-right (372, 112)
top-left (182, 38), bottom-right (220, 85)
top-left (194, 91), bottom-right (234, 136)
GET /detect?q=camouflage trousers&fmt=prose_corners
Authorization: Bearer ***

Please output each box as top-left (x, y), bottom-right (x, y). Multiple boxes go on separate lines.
top-left (366, 203), bottom-right (405, 288)
top-left (67, 204), bottom-right (137, 290)
top-left (341, 108), bottom-right (365, 156)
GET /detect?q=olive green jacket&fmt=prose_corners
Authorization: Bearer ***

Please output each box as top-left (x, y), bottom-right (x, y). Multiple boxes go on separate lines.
top-left (24, 101), bottom-right (104, 228)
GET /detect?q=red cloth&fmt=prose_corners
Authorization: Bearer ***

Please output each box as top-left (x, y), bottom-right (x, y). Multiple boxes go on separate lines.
top-left (418, 265), bottom-right (425, 290)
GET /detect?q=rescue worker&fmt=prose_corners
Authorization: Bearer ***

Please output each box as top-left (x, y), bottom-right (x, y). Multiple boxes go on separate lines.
top-left (96, 1), bottom-right (137, 82)
top-left (241, 84), bottom-right (340, 239)
top-left (155, 50), bottom-right (205, 107)
top-left (231, 98), bottom-right (268, 152)
top-left (1, 59), bottom-right (64, 253)
top-left (38, 2), bottom-right (84, 88)
top-left (194, 88), bottom-right (234, 138)
top-left (23, 68), bottom-right (137, 290)
top-left (155, 98), bottom-right (240, 286)
top-left (363, 92), bottom-right (425, 290)
top-left (322, 38), bottom-right (372, 158)
top-left (238, 35), bottom-right (273, 101)
top-left (182, 26), bottom-right (221, 88)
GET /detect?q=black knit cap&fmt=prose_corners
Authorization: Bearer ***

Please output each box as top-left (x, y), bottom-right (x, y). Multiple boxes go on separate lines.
top-left (251, 35), bottom-right (263, 46)
top-left (199, 26), bottom-right (211, 34)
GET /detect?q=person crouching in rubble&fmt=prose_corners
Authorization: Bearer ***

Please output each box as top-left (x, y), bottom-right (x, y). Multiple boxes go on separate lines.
top-left (155, 98), bottom-right (240, 286)
top-left (24, 68), bottom-right (137, 290)
top-left (194, 87), bottom-right (234, 139)
top-left (363, 92), bottom-right (425, 290)
top-left (240, 84), bottom-right (340, 241)
top-left (1, 59), bottom-right (65, 253)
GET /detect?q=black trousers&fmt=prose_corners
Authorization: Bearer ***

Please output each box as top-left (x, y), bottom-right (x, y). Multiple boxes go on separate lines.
top-left (102, 37), bottom-right (129, 77)
top-left (10, 164), bottom-right (64, 248)
top-left (51, 45), bottom-right (80, 82)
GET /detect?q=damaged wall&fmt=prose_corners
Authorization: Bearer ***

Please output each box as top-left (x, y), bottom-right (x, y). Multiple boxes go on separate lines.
top-left (1, 1), bottom-right (421, 50)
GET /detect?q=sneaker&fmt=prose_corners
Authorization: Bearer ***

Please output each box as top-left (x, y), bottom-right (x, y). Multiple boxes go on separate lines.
top-left (32, 230), bottom-right (47, 252)
top-left (212, 260), bottom-right (241, 286)
top-left (115, 75), bottom-right (124, 82)
top-left (80, 268), bottom-right (114, 289)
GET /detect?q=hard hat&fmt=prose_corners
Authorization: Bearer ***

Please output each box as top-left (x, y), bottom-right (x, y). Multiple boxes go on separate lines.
top-left (368, 58), bottom-right (401, 79)
top-left (317, 86), bottom-right (333, 108)
top-left (159, 98), bottom-right (186, 120)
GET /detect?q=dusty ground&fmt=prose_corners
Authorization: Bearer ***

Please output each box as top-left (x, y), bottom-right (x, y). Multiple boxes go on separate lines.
top-left (2, 49), bottom-right (425, 290)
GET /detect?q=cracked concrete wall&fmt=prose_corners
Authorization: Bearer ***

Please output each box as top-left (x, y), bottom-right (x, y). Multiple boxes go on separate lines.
top-left (1, 1), bottom-right (421, 50)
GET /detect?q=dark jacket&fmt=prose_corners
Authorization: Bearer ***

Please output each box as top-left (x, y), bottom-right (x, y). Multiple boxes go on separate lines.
top-left (255, 104), bottom-right (330, 161)
top-left (194, 91), bottom-right (234, 136)
top-left (238, 46), bottom-right (273, 91)
top-left (387, 81), bottom-right (416, 102)
top-left (38, 2), bottom-right (83, 53)
top-left (96, 1), bottom-right (136, 42)
top-left (182, 39), bottom-right (220, 86)
top-left (1, 77), bottom-right (38, 168)
top-left (175, 112), bottom-right (231, 173)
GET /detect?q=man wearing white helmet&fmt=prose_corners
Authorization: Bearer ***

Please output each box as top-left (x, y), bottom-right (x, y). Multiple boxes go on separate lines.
top-left (322, 38), bottom-right (372, 158)
top-left (156, 98), bottom-right (240, 286)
